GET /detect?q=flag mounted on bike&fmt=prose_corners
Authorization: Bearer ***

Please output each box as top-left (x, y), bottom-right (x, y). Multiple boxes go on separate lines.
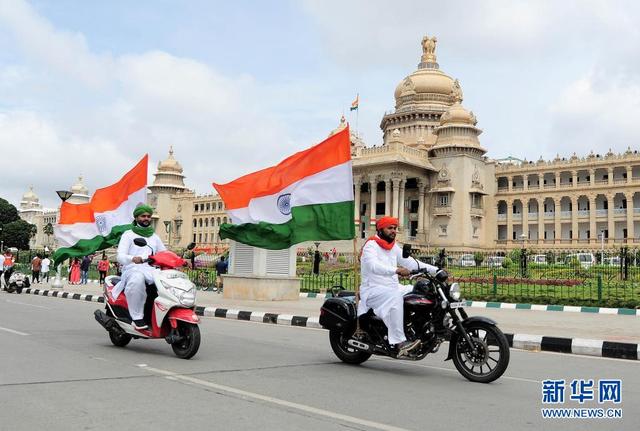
top-left (213, 126), bottom-right (355, 250)
top-left (52, 155), bottom-right (149, 266)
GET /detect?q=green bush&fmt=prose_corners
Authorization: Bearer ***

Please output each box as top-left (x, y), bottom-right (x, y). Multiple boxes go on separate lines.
top-left (473, 252), bottom-right (484, 267)
top-left (502, 257), bottom-right (513, 268)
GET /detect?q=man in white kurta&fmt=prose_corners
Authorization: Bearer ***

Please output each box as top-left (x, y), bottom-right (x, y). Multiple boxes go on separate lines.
top-left (358, 216), bottom-right (438, 356)
top-left (112, 207), bottom-right (166, 330)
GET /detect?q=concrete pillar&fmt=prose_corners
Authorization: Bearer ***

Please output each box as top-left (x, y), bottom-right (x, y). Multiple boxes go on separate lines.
top-left (398, 180), bottom-right (406, 231)
top-left (589, 168), bottom-right (595, 187)
top-left (537, 199), bottom-right (544, 241)
top-left (626, 192), bottom-right (634, 241)
top-left (522, 199), bottom-right (529, 239)
top-left (523, 174), bottom-right (528, 191)
top-left (417, 181), bottom-right (426, 234)
top-left (607, 193), bottom-right (614, 243)
top-left (572, 170), bottom-right (578, 188)
top-left (369, 180), bottom-right (378, 234)
top-left (506, 199), bottom-right (513, 242)
top-left (627, 167), bottom-right (633, 185)
top-left (571, 195), bottom-right (578, 243)
top-left (384, 178), bottom-right (391, 216)
top-left (608, 167), bottom-right (614, 186)
top-left (554, 197), bottom-right (561, 242)
top-left (589, 195), bottom-right (597, 244)
top-left (555, 172), bottom-right (560, 189)
top-left (392, 177), bottom-right (401, 219)
top-left (508, 176), bottom-right (513, 192)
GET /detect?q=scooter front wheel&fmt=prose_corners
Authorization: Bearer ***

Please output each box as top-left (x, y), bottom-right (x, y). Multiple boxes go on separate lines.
top-left (171, 322), bottom-right (200, 359)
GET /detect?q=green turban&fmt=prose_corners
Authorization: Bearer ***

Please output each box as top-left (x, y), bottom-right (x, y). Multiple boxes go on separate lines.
top-left (133, 204), bottom-right (154, 218)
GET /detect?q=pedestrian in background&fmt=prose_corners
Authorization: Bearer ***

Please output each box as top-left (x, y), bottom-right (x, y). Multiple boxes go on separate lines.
top-left (69, 258), bottom-right (81, 285)
top-left (97, 253), bottom-right (110, 284)
top-left (31, 253), bottom-right (42, 284)
top-left (41, 255), bottom-right (51, 283)
top-left (80, 255), bottom-right (91, 285)
top-left (3, 250), bottom-right (15, 288)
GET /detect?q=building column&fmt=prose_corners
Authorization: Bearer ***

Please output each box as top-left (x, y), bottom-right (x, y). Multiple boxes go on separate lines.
top-left (398, 179), bottom-right (406, 231)
top-left (572, 170), bottom-right (578, 188)
top-left (507, 176), bottom-right (513, 192)
top-left (384, 177), bottom-right (391, 216)
top-left (607, 193), bottom-right (615, 243)
top-left (626, 192), bottom-right (635, 241)
top-left (506, 199), bottom-right (513, 243)
top-left (589, 168), bottom-right (595, 187)
top-left (608, 167), bottom-right (614, 186)
top-left (554, 197), bottom-right (561, 242)
top-left (369, 179), bottom-right (378, 234)
top-left (523, 174), bottom-right (528, 191)
top-left (571, 195), bottom-right (578, 243)
top-left (392, 177), bottom-right (401, 219)
top-left (555, 172), bottom-right (560, 189)
top-left (417, 180), bottom-right (426, 234)
top-left (353, 178), bottom-right (362, 233)
top-left (627, 167), bottom-right (633, 185)
top-left (589, 195), bottom-right (597, 244)
top-left (537, 198), bottom-right (545, 241)
top-left (522, 199), bottom-right (529, 239)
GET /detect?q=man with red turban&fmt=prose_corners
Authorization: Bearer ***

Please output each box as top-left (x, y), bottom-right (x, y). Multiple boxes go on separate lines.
top-left (358, 216), bottom-right (438, 357)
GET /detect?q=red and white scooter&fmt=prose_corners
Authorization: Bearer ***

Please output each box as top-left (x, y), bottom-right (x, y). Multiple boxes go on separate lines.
top-left (94, 238), bottom-right (201, 359)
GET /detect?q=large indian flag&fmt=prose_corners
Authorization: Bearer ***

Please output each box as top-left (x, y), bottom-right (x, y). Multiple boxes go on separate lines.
top-left (213, 127), bottom-right (355, 250)
top-left (52, 155), bottom-right (148, 266)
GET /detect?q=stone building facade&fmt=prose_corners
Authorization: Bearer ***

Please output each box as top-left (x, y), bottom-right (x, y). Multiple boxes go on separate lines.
top-left (18, 36), bottom-right (640, 253)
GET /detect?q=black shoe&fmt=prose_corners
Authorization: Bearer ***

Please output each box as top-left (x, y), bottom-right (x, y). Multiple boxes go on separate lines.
top-left (133, 320), bottom-right (148, 330)
top-left (396, 339), bottom-right (420, 357)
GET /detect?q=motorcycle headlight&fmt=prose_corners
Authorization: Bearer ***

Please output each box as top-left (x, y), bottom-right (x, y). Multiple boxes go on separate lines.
top-left (449, 282), bottom-right (461, 301)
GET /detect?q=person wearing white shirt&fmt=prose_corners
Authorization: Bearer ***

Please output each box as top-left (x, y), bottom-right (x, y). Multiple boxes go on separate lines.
top-left (41, 256), bottom-right (51, 283)
top-left (358, 216), bottom-right (438, 357)
top-left (112, 205), bottom-right (166, 330)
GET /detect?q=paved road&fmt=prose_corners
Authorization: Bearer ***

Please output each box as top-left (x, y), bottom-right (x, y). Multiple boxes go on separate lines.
top-left (0, 292), bottom-right (638, 430)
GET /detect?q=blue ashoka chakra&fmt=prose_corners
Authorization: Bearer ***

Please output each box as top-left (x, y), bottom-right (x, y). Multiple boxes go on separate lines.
top-left (277, 193), bottom-right (292, 215)
top-left (95, 215), bottom-right (108, 235)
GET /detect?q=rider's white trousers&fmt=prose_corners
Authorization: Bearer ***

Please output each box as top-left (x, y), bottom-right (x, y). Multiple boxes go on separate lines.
top-left (358, 284), bottom-right (413, 345)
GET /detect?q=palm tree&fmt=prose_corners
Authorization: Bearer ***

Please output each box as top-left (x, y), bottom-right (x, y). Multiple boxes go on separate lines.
top-left (43, 223), bottom-right (54, 246)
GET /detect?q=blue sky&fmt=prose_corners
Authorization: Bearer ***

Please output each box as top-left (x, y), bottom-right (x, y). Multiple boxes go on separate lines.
top-left (2, 0), bottom-right (640, 208)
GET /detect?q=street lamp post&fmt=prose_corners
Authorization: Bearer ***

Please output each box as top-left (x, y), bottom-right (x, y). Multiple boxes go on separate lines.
top-left (313, 242), bottom-right (321, 275)
top-left (52, 190), bottom-right (73, 289)
top-left (519, 233), bottom-right (527, 278)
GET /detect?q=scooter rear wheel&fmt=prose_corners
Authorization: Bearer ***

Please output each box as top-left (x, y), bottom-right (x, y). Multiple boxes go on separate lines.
top-left (109, 330), bottom-right (132, 347)
top-left (171, 322), bottom-right (200, 359)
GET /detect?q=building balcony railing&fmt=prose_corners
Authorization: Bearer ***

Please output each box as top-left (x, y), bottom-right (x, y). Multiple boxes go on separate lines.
top-left (497, 213), bottom-right (507, 220)
top-left (633, 177), bottom-right (640, 183)
top-left (512, 185), bottom-right (524, 191)
top-left (613, 178), bottom-right (627, 184)
top-left (433, 205), bottom-right (452, 216)
top-left (527, 212), bottom-right (538, 220)
top-left (543, 184), bottom-right (556, 189)
top-left (470, 207), bottom-right (484, 217)
top-left (595, 179), bottom-right (608, 185)
top-left (544, 212), bottom-right (555, 219)
top-left (614, 208), bottom-right (626, 215)
top-left (560, 210), bottom-right (572, 219)
top-left (635, 208), bottom-right (640, 214)
top-left (528, 184), bottom-right (540, 189)
top-left (497, 186), bottom-right (508, 192)
top-left (512, 213), bottom-right (522, 220)
top-left (596, 209), bottom-right (607, 217)
top-left (577, 209), bottom-right (590, 218)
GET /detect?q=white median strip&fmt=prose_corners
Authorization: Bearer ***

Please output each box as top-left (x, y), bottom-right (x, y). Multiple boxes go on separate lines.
top-left (139, 365), bottom-right (411, 431)
top-left (0, 326), bottom-right (29, 336)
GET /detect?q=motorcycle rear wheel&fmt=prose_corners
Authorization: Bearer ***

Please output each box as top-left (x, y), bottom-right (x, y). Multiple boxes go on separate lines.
top-left (451, 321), bottom-right (510, 383)
top-left (109, 330), bottom-right (132, 347)
top-left (171, 322), bottom-right (200, 359)
top-left (329, 329), bottom-right (372, 365)
top-left (6, 283), bottom-right (16, 293)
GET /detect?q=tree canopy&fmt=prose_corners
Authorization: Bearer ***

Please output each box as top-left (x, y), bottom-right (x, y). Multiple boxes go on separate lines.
top-left (0, 198), bottom-right (19, 225)
top-left (0, 197), bottom-right (34, 250)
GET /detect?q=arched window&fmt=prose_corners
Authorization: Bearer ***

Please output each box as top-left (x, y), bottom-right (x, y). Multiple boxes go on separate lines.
top-left (217, 217), bottom-right (221, 225)
top-left (199, 218), bottom-right (203, 227)
top-left (193, 219), bottom-right (197, 228)
top-left (223, 217), bottom-right (227, 224)
top-left (211, 217), bottom-right (215, 226)
top-left (205, 218), bottom-right (209, 227)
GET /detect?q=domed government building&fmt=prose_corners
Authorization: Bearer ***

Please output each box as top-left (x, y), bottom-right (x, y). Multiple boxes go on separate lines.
top-left (19, 36), bottom-right (640, 253)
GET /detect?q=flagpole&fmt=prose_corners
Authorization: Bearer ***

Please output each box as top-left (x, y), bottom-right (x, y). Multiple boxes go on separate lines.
top-left (356, 93), bottom-right (359, 137)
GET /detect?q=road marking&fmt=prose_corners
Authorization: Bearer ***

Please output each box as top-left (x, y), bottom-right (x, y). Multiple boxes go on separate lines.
top-left (5, 299), bottom-right (52, 309)
top-left (139, 365), bottom-right (411, 431)
top-left (0, 326), bottom-right (29, 336)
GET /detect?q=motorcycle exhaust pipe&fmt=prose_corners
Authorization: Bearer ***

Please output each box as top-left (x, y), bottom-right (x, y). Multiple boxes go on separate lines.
top-left (347, 338), bottom-right (373, 353)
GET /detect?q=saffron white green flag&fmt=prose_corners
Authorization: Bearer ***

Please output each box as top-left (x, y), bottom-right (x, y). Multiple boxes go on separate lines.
top-left (213, 127), bottom-right (355, 249)
top-left (52, 155), bottom-right (148, 266)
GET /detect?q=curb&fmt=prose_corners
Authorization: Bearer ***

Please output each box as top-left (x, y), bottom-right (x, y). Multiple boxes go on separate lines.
top-left (298, 293), bottom-right (640, 316)
top-left (16, 288), bottom-right (640, 361)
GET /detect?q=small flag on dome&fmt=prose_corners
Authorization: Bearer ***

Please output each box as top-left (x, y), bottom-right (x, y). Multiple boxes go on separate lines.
top-left (350, 94), bottom-right (359, 111)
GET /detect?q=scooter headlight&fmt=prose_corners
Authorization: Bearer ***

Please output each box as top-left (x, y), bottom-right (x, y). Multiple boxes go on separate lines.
top-left (449, 282), bottom-right (461, 301)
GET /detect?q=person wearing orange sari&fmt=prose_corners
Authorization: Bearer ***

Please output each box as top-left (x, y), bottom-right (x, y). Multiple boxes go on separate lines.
top-left (69, 258), bottom-right (81, 285)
